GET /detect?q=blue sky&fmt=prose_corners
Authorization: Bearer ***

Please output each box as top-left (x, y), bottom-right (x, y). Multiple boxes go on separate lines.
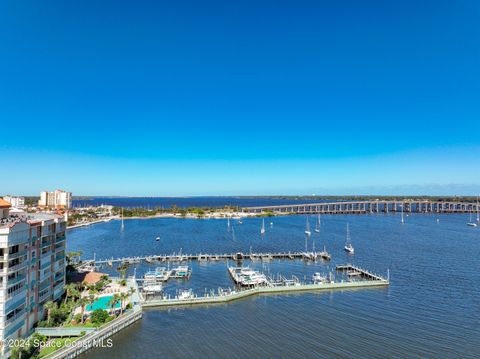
top-left (1, 0), bottom-right (479, 196)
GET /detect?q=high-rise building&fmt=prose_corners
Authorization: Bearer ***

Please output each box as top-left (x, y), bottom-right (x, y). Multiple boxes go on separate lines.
top-left (2, 196), bottom-right (25, 209)
top-left (0, 199), bottom-right (66, 356)
top-left (38, 190), bottom-right (72, 209)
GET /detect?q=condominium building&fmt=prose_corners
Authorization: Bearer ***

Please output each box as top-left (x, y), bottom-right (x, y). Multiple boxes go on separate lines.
top-left (0, 199), bottom-right (66, 356)
top-left (38, 190), bottom-right (72, 209)
top-left (2, 196), bottom-right (25, 209)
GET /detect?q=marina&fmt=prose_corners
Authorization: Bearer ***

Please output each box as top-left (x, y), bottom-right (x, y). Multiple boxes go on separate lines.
top-left (67, 213), bottom-right (480, 359)
top-left (142, 264), bottom-right (389, 308)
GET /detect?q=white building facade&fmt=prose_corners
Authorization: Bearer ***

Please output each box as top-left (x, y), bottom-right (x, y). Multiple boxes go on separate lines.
top-left (2, 197), bottom-right (25, 209)
top-left (38, 190), bottom-right (72, 209)
top-left (0, 199), bottom-right (66, 356)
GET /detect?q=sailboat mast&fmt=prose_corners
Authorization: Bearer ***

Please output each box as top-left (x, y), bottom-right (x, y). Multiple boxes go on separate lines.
top-left (477, 195), bottom-right (479, 222)
top-left (346, 223), bottom-right (350, 245)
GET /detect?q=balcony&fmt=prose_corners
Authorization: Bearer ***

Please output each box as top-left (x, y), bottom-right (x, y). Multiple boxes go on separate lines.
top-left (7, 274), bottom-right (26, 286)
top-left (38, 291), bottom-right (52, 304)
top-left (4, 308), bottom-right (25, 327)
top-left (6, 250), bottom-right (27, 261)
top-left (6, 262), bottom-right (27, 274)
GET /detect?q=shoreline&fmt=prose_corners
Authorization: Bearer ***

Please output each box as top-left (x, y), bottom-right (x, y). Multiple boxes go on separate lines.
top-left (67, 212), bottom-right (261, 230)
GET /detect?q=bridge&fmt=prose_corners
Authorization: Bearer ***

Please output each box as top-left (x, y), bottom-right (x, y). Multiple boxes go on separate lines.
top-left (241, 200), bottom-right (480, 215)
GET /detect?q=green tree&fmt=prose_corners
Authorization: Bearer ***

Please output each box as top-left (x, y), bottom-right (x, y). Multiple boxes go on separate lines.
top-left (64, 283), bottom-right (80, 304)
top-left (90, 309), bottom-right (109, 325)
top-left (43, 301), bottom-right (57, 326)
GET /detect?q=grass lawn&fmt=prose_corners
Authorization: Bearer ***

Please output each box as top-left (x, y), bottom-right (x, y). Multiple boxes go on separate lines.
top-left (39, 337), bottom-right (79, 357)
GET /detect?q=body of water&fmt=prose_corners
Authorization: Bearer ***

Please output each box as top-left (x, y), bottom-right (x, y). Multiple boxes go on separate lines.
top-left (72, 196), bottom-right (331, 208)
top-left (67, 213), bottom-right (480, 358)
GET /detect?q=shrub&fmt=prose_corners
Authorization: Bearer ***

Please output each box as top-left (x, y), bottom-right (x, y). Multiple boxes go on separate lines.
top-left (90, 309), bottom-right (109, 325)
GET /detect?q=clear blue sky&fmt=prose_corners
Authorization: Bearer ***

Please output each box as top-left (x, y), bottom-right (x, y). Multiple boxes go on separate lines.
top-left (1, 0), bottom-right (479, 196)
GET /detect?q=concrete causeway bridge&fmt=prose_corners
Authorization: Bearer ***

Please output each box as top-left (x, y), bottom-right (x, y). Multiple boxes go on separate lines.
top-left (241, 200), bottom-right (480, 215)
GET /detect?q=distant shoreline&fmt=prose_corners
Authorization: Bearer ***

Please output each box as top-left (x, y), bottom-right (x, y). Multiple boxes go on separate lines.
top-left (66, 211), bottom-right (261, 230)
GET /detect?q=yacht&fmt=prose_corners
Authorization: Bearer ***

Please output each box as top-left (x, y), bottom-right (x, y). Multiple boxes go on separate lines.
top-left (171, 265), bottom-right (191, 279)
top-left (143, 281), bottom-right (163, 293)
top-left (312, 272), bottom-right (326, 284)
top-left (177, 289), bottom-right (194, 300)
top-left (155, 236), bottom-right (160, 241)
top-left (228, 267), bottom-right (267, 286)
top-left (344, 223), bottom-right (355, 254)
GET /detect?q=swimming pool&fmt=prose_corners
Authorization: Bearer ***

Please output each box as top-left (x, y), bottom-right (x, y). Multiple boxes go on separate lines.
top-left (86, 295), bottom-right (121, 311)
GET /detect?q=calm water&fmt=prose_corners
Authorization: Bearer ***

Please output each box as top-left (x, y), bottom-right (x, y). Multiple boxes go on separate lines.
top-left (72, 196), bottom-right (329, 208)
top-left (67, 213), bottom-right (480, 358)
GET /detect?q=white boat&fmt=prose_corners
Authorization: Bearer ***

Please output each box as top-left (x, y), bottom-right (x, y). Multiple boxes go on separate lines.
top-left (477, 195), bottom-right (480, 223)
top-left (260, 218), bottom-right (265, 235)
top-left (227, 217), bottom-right (231, 230)
top-left (155, 236), bottom-right (160, 241)
top-left (401, 204), bottom-right (404, 224)
top-left (121, 208), bottom-right (125, 230)
top-left (270, 222), bottom-right (273, 228)
top-left (143, 282), bottom-right (163, 293)
top-left (228, 267), bottom-right (267, 286)
top-left (467, 212), bottom-right (477, 227)
top-left (312, 272), bottom-right (326, 284)
top-left (314, 214), bottom-right (320, 233)
top-left (344, 223), bottom-right (354, 254)
top-left (171, 265), bottom-right (191, 279)
top-left (305, 217), bottom-right (311, 236)
top-left (177, 289), bottom-right (194, 300)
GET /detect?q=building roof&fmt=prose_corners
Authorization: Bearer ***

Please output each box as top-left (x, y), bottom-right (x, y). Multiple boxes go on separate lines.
top-left (0, 199), bottom-right (12, 208)
top-left (72, 272), bottom-right (107, 285)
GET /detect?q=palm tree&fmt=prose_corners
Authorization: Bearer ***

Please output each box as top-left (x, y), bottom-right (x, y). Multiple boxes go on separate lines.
top-left (77, 297), bottom-right (88, 324)
top-left (64, 283), bottom-right (79, 304)
top-left (84, 294), bottom-right (95, 322)
top-left (119, 292), bottom-right (128, 314)
top-left (108, 294), bottom-right (121, 317)
top-left (43, 301), bottom-right (57, 326)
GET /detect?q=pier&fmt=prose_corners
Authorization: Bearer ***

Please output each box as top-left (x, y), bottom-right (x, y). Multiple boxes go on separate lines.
top-left (142, 264), bottom-right (389, 308)
top-left (241, 200), bottom-right (480, 215)
top-left (79, 250), bottom-right (332, 270)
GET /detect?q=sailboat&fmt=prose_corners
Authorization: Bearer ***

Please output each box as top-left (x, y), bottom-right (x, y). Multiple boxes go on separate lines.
top-left (344, 223), bottom-right (354, 254)
top-left (467, 212), bottom-right (477, 227)
top-left (401, 204), bottom-right (404, 224)
top-left (121, 208), bottom-right (125, 230)
top-left (314, 214), bottom-right (320, 233)
top-left (477, 195), bottom-right (480, 223)
top-left (260, 218), bottom-right (265, 235)
top-left (227, 217), bottom-right (231, 231)
top-left (305, 217), bottom-right (311, 236)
